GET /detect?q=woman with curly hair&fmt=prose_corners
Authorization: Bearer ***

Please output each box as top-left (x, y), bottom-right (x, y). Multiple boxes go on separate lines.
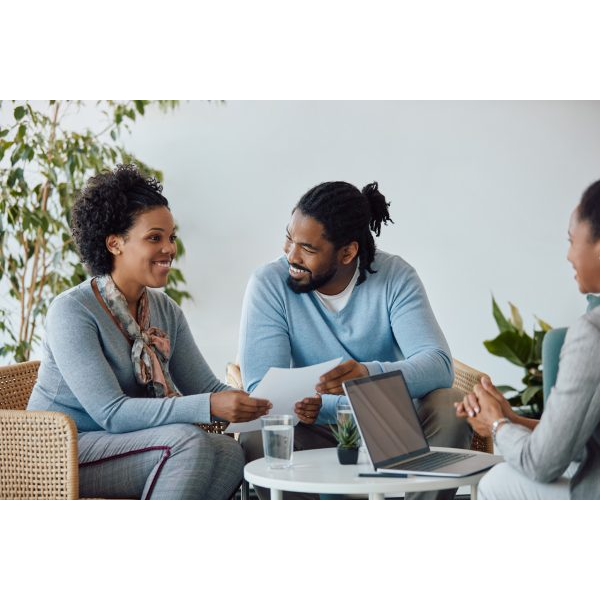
top-left (27, 164), bottom-right (271, 499)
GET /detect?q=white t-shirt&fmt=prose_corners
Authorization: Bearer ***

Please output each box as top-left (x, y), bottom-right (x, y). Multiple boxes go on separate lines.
top-left (314, 266), bottom-right (360, 313)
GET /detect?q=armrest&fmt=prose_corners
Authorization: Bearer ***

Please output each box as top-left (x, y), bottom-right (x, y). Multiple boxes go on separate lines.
top-left (0, 410), bottom-right (79, 499)
top-left (452, 359), bottom-right (494, 454)
top-left (226, 362), bottom-right (243, 390)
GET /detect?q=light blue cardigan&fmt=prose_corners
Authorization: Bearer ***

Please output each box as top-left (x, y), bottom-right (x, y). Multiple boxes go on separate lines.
top-left (27, 281), bottom-right (230, 433)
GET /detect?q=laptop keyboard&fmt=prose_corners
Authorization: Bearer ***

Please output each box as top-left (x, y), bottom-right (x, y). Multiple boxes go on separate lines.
top-left (389, 451), bottom-right (475, 472)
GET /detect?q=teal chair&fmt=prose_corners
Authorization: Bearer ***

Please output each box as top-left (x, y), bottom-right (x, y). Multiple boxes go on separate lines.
top-left (542, 294), bottom-right (600, 400)
top-left (542, 328), bottom-right (567, 401)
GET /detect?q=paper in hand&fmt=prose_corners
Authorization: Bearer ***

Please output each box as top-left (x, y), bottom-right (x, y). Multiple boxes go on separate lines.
top-left (225, 357), bottom-right (343, 433)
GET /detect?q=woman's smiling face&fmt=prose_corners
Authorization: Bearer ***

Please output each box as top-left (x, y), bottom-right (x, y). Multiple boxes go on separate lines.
top-left (567, 208), bottom-right (600, 294)
top-left (108, 206), bottom-right (177, 290)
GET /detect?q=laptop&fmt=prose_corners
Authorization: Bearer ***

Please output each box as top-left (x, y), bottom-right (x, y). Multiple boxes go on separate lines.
top-left (342, 370), bottom-right (503, 477)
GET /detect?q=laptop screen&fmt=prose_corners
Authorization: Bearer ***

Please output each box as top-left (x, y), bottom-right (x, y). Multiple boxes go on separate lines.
top-left (344, 371), bottom-right (429, 467)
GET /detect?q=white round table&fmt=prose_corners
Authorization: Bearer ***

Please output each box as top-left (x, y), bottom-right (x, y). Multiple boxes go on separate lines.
top-left (244, 447), bottom-right (489, 499)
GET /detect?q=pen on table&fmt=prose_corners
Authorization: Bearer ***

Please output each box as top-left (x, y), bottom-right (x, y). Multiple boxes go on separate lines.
top-left (358, 472), bottom-right (408, 478)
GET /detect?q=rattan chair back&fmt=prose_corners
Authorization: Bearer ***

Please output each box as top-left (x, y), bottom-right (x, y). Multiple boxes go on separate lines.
top-left (0, 360), bottom-right (41, 410)
top-left (0, 360), bottom-right (80, 499)
top-left (0, 410), bottom-right (79, 499)
top-left (452, 359), bottom-right (493, 453)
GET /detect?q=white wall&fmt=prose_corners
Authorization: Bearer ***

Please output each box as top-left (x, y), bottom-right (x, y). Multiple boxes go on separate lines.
top-left (50, 102), bottom-right (600, 387)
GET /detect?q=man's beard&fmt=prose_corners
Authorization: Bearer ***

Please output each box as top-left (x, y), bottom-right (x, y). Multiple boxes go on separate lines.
top-left (286, 264), bottom-right (337, 294)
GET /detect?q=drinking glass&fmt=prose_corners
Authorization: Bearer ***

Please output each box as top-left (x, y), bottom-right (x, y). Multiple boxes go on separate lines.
top-left (261, 414), bottom-right (294, 469)
top-left (336, 400), bottom-right (354, 426)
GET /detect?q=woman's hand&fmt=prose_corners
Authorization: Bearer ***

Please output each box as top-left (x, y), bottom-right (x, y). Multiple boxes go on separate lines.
top-left (455, 390), bottom-right (482, 419)
top-left (210, 390), bottom-right (272, 423)
top-left (294, 395), bottom-right (322, 424)
top-left (315, 360), bottom-right (369, 395)
top-left (454, 377), bottom-right (505, 437)
top-left (455, 376), bottom-right (515, 420)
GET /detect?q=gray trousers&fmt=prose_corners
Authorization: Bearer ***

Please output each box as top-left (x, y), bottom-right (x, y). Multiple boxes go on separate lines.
top-left (478, 461), bottom-right (579, 500)
top-left (78, 423), bottom-right (245, 500)
top-left (240, 387), bottom-right (472, 499)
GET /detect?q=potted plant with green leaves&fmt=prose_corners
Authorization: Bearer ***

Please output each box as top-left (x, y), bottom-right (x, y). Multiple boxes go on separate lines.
top-left (483, 296), bottom-right (552, 418)
top-left (330, 417), bottom-right (361, 465)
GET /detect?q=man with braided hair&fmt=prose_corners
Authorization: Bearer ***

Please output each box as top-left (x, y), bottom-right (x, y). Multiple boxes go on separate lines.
top-left (238, 181), bottom-right (471, 499)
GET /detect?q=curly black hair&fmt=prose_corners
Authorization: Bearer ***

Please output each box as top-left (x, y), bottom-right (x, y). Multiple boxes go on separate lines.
top-left (295, 181), bottom-right (394, 284)
top-left (71, 164), bottom-right (170, 275)
top-left (578, 179), bottom-right (600, 242)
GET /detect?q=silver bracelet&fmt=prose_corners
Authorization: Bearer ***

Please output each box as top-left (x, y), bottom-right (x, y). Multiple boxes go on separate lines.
top-left (491, 417), bottom-right (510, 444)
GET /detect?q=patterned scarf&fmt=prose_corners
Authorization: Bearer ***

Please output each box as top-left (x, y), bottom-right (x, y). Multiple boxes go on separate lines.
top-left (93, 275), bottom-right (181, 398)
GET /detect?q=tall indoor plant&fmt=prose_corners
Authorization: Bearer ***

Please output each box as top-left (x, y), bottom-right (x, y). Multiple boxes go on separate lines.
top-left (0, 100), bottom-right (190, 362)
top-left (483, 296), bottom-right (552, 417)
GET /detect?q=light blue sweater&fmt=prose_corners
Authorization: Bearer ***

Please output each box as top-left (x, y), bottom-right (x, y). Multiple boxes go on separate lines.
top-left (27, 281), bottom-right (229, 433)
top-left (239, 251), bottom-right (453, 424)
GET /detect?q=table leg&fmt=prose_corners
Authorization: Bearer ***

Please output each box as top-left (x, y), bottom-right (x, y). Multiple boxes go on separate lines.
top-left (470, 484), bottom-right (478, 500)
top-left (368, 492), bottom-right (385, 500)
top-left (241, 480), bottom-right (250, 500)
top-left (270, 488), bottom-right (283, 500)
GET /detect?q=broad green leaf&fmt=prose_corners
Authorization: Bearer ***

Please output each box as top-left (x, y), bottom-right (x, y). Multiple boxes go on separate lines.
top-left (496, 385), bottom-right (517, 393)
top-left (15, 123), bottom-right (26, 142)
top-left (7, 168), bottom-right (24, 188)
top-left (492, 295), bottom-right (514, 333)
top-left (483, 330), bottom-right (532, 367)
top-left (14, 105), bottom-right (26, 120)
top-left (508, 302), bottom-right (524, 333)
top-left (530, 330), bottom-right (545, 364)
top-left (535, 316), bottom-right (553, 332)
top-left (10, 144), bottom-right (23, 165)
top-left (521, 386), bottom-right (542, 406)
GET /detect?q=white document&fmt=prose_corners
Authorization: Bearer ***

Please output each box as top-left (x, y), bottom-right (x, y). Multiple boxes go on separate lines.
top-left (225, 357), bottom-right (343, 434)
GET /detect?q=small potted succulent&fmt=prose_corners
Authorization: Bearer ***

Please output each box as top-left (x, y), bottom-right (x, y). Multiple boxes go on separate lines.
top-left (330, 418), bottom-right (361, 465)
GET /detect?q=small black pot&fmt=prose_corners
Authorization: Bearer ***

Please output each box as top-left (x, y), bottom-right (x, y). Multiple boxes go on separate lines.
top-left (337, 446), bottom-right (359, 465)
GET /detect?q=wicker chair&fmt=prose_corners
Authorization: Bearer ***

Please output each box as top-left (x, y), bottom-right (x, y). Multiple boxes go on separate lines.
top-left (0, 361), bottom-right (80, 499)
top-left (0, 361), bottom-right (229, 499)
top-left (225, 359), bottom-right (493, 454)
top-left (451, 359), bottom-right (493, 454)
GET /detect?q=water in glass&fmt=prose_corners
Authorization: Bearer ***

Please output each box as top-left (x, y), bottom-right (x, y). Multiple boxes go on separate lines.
top-left (261, 415), bottom-right (294, 469)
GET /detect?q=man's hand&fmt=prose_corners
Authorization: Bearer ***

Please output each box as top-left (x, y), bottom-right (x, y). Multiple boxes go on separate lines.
top-left (210, 390), bottom-right (272, 423)
top-left (315, 359), bottom-right (369, 395)
top-left (294, 395), bottom-right (322, 424)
